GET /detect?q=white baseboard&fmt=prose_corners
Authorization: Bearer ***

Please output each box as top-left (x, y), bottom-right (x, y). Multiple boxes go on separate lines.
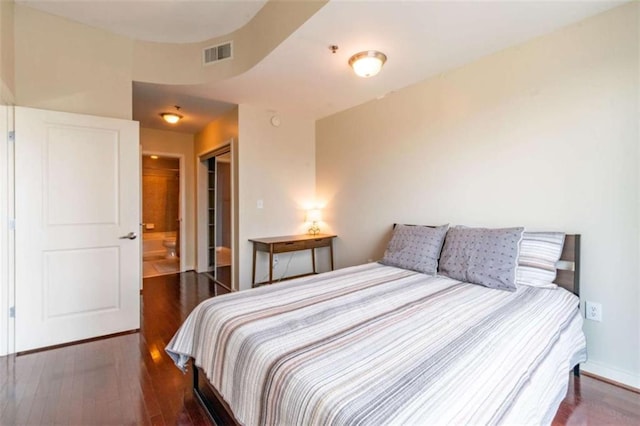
top-left (582, 360), bottom-right (640, 389)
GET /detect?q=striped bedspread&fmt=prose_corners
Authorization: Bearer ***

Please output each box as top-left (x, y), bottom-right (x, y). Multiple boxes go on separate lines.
top-left (167, 263), bottom-right (587, 425)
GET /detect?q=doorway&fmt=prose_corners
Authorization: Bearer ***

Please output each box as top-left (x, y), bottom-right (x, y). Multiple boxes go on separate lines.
top-left (141, 154), bottom-right (183, 278)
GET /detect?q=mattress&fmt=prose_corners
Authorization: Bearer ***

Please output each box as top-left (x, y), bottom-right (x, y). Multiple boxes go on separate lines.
top-left (167, 262), bottom-right (587, 425)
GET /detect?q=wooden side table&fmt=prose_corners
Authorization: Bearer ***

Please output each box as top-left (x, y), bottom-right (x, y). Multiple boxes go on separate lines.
top-left (249, 234), bottom-right (336, 286)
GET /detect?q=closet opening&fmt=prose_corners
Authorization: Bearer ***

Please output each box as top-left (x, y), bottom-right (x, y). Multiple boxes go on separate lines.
top-left (197, 143), bottom-right (234, 291)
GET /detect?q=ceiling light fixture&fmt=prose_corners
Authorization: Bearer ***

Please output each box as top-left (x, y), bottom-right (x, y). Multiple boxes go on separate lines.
top-left (348, 50), bottom-right (387, 78)
top-left (160, 105), bottom-right (183, 124)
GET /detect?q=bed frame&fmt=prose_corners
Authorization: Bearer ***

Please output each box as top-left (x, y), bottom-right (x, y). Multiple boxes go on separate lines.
top-left (193, 364), bottom-right (239, 425)
top-left (554, 234), bottom-right (581, 296)
top-left (555, 234), bottom-right (582, 378)
top-left (192, 234), bottom-right (582, 425)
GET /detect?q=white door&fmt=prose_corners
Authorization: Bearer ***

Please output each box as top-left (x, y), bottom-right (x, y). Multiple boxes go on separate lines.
top-left (15, 107), bottom-right (140, 352)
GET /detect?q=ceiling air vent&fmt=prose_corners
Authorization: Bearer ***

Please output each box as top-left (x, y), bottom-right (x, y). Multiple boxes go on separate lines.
top-left (203, 41), bottom-right (233, 66)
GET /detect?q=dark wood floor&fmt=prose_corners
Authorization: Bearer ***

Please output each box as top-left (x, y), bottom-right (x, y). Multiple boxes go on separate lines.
top-left (0, 272), bottom-right (229, 425)
top-left (1, 271), bottom-right (638, 425)
top-left (553, 373), bottom-right (640, 425)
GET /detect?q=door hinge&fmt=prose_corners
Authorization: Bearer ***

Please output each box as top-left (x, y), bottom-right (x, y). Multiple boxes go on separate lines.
top-left (8, 130), bottom-right (14, 142)
top-left (8, 218), bottom-right (15, 230)
top-left (9, 306), bottom-right (15, 318)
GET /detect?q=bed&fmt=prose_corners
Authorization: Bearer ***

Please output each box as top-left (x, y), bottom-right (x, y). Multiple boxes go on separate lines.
top-left (167, 228), bottom-right (586, 425)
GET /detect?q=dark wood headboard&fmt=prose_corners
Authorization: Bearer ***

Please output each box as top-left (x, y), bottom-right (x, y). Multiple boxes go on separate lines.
top-left (554, 234), bottom-right (581, 296)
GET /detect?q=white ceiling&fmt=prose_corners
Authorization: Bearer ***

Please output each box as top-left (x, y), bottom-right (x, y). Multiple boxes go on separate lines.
top-left (19, 0), bottom-right (627, 132)
top-left (180, 0), bottom-right (625, 120)
top-left (16, 0), bottom-right (268, 43)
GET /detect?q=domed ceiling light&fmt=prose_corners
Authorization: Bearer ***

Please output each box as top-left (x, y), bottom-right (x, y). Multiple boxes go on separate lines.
top-left (160, 106), bottom-right (183, 124)
top-left (348, 50), bottom-right (387, 78)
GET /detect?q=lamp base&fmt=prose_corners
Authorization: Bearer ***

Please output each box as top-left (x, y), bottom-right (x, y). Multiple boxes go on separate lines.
top-left (308, 223), bottom-right (320, 236)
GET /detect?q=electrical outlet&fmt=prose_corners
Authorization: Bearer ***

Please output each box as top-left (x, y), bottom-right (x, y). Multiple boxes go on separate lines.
top-left (273, 255), bottom-right (279, 268)
top-left (585, 301), bottom-right (603, 322)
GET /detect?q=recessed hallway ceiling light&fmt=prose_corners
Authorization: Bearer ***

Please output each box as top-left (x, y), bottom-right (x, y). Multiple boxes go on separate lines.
top-left (348, 50), bottom-right (387, 78)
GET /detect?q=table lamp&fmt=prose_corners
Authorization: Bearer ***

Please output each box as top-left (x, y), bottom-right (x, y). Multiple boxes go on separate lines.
top-left (306, 209), bottom-right (322, 235)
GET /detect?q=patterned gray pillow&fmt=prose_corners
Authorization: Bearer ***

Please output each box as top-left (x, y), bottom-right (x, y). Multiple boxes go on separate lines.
top-left (380, 224), bottom-right (449, 275)
top-left (439, 226), bottom-right (524, 291)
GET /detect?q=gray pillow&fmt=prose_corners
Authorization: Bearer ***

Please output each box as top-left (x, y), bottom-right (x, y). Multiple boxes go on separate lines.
top-left (439, 226), bottom-right (524, 291)
top-left (516, 232), bottom-right (565, 289)
top-left (380, 224), bottom-right (449, 275)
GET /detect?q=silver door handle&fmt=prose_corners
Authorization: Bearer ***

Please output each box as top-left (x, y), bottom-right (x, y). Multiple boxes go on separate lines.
top-left (120, 232), bottom-right (137, 240)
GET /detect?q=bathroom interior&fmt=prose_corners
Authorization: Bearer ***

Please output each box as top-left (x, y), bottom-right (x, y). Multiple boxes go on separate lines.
top-left (142, 155), bottom-right (180, 278)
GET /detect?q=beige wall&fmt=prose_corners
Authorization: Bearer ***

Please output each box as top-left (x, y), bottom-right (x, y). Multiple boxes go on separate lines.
top-left (0, 0), bottom-right (14, 103)
top-left (14, 5), bottom-right (133, 119)
top-left (195, 107), bottom-right (239, 156)
top-left (140, 128), bottom-right (196, 269)
top-left (238, 105), bottom-right (316, 290)
top-left (317, 3), bottom-right (639, 387)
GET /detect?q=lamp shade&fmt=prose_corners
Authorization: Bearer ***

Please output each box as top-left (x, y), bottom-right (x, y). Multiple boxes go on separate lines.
top-left (348, 50), bottom-right (387, 78)
top-left (306, 209), bottom-right (322, 223)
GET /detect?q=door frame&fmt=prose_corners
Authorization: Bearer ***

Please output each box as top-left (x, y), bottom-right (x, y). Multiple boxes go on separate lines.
top-left (0, 104), bottom-right (14, 356)
top-left (141, 150), bottom-right (186, 275)
top-left (196, 140), bottom-right (236, 290)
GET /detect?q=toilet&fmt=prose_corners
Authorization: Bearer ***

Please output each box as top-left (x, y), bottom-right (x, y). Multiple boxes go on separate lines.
top-left (162, 238), bottom-right (177, 259)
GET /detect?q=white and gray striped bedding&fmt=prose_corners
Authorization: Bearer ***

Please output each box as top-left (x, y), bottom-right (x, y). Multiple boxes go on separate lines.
top-left (166, 263), bottom-right (586, 426)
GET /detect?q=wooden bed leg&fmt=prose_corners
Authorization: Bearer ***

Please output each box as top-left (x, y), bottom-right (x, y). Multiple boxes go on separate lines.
top-left (573, 364), bottom-right (580, 377)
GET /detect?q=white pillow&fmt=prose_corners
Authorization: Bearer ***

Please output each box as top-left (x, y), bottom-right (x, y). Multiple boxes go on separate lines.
top-left (516, 232), bottom-right (566, 289)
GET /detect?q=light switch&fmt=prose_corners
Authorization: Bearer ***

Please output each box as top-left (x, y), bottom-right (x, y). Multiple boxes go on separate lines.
top-left (257, 199), bottom-right (264, 209)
